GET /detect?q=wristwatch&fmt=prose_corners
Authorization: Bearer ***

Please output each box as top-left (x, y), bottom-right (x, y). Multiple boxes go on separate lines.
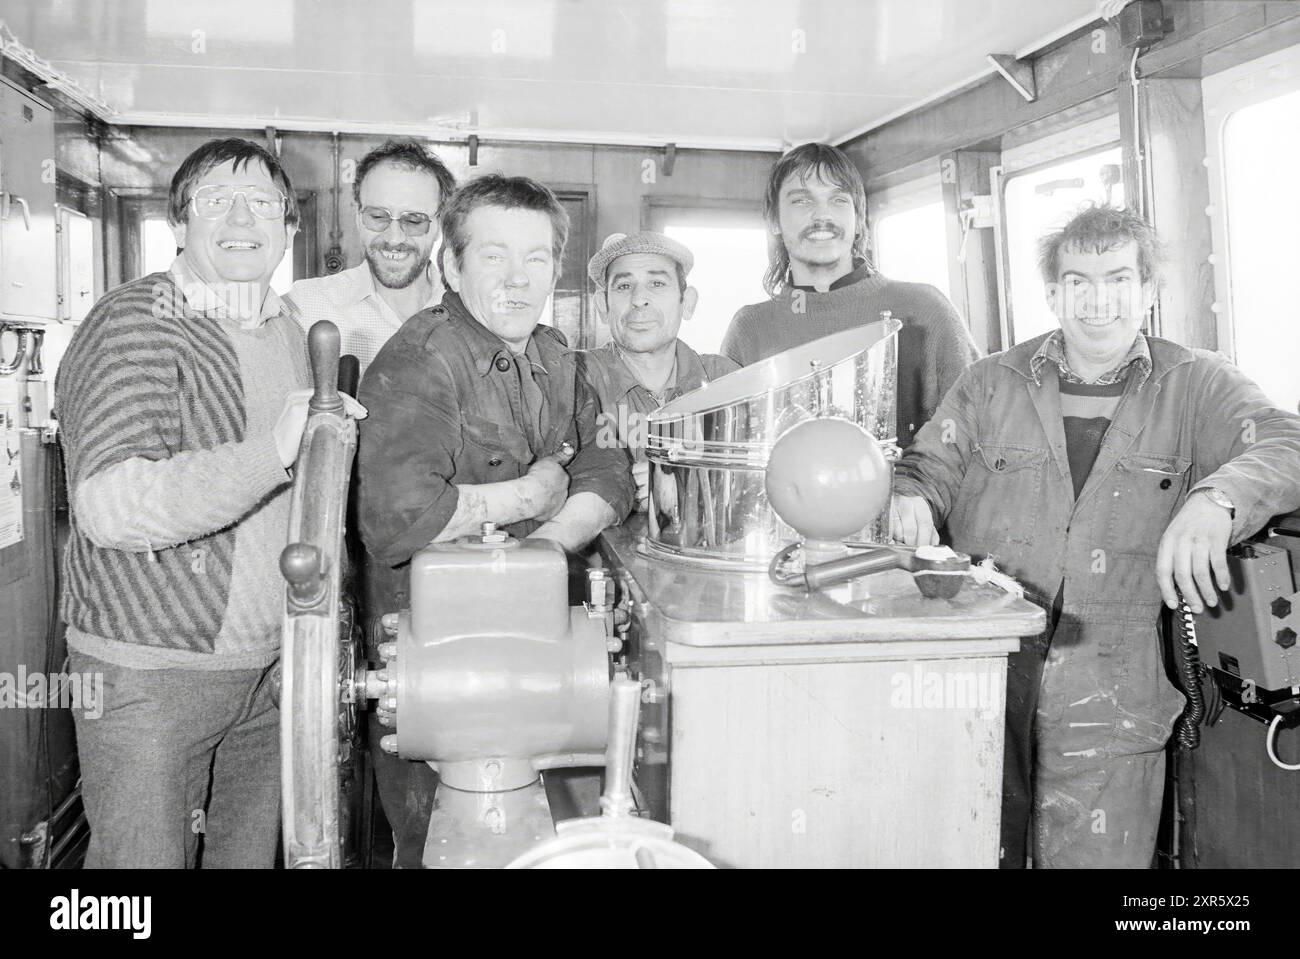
top-left (1198, 486), bottom-right (1236, 520)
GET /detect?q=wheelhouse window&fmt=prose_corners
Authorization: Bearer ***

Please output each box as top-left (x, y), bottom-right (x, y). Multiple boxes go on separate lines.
top-left (868, 172), bottom-right (952, 303)
top-left (874, 199), bottom-right (952, 302)
top-left (1001, 144), bottom-right (1125, 345)
top-left (645, 201), bottom-right (767, 356)
top-left (1204, 44), bottom-right (1300, 415)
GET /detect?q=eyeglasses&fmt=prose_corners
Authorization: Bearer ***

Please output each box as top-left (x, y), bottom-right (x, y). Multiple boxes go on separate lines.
top-left (361, 205), bottom-right (435, 237)
top-left (189, 185), bottom-right (287, 220)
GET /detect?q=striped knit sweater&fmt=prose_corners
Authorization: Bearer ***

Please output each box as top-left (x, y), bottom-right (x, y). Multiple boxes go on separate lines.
top-left (56, 270), bottom-right (307, 657)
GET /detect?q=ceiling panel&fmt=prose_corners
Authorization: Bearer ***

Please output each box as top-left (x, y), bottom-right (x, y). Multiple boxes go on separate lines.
top-left (4, 0), bottom-right (1102, 149)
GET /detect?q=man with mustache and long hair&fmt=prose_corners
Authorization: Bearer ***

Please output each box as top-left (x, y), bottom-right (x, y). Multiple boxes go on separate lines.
top-left (721, 142), bottom-right (979, 447)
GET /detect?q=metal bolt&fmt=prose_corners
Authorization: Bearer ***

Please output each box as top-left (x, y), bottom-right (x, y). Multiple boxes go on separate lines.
top-left (588, 567), bottom-right (613, 610)
top-left (377, 641), bottom-right (397, 661)
top-left (1272, 597), bottom-right (1293, 620)
top-left (606, 636), bottom-right (624, 654)
top-left (381, 613), bottom-right (399, 636)
top-left (1277, 627), bottom-right (1297, 650)
top-left (383, 697), bottom-right (398, 711)
top-left (379, 734), bottom-right (399, 755)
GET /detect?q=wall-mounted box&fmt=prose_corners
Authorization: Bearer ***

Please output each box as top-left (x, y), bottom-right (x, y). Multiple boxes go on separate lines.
top-left (0, 76), bottom-right (57, 324)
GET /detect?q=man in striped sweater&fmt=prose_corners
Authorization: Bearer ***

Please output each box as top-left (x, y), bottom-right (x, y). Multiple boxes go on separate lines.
top-left (55, 139), bottom-right (350, 868)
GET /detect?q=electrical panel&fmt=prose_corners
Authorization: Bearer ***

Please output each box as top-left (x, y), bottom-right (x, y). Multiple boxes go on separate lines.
top-left (0, 76), bottom-right (57, 325)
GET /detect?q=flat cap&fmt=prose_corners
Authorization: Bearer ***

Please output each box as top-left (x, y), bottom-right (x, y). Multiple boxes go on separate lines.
top-left (587, 231), bottom-right (694, 288)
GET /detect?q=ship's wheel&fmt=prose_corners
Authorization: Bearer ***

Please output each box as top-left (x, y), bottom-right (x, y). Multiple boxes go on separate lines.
top-left (279, 321), bottom-right (365, 869)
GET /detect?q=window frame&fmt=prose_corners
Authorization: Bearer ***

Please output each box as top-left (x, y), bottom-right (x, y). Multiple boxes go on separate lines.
top-left (1201, 42), bottom-right (1300, 371)
top-left (995, 136), bottom-right (1124, 347)
top-left (542, 183), bottom-right (597, 348)
top-left (867, 169), bottom-right (950, 301)
top-left (641, 195), bottom-right (764, 234)
top-left (638, 195), bottom-right (767, 355)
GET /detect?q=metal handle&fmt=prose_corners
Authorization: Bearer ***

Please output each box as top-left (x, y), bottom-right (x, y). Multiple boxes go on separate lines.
top-left (599, 678), bottom-right (642, 818)
top-left (803, 547), bottom-right (907, 590)
top-left (27, 330), bottom-right (44, 375)
top-left (337, 354), bottom-right (360, 399)
top-left (3, 193), bottom-right (31, 230)
top-left (0, 325), bottom-right (27, 376)
top-left (770, 542), bottom-right (906, 589)
top-left (280, 542), bottom-right (327, 608)
top-left (307, 321), bottom-right (343, 413)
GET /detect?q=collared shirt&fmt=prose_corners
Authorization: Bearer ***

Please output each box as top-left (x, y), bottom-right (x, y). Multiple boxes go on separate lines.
top-left (459, 314), bottom-right (552, 459)
top-left (285, 261), bottom-right (443, 375)
top-left (789, 258), bottom-right (874, 293)
top-left (515, 337), bottom-right (550, 453)
top-left (1029, 329), bottom-right (1153, 390)
top-left (168, 256), bottom-right (285, 328)
top-left (357, 291), bottom-right (634, 571)
top-left (577, 339), bottom-right (739, 463)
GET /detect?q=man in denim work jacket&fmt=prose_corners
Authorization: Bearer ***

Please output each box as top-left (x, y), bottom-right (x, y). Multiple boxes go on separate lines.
top-left (891, 206), bottom-right (1300, 868)
top-left (356, 174), bottom-right (633, 866)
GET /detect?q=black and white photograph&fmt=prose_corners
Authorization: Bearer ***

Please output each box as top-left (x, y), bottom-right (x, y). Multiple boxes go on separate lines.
top-left (0, 0), bottom-right (1296, 940)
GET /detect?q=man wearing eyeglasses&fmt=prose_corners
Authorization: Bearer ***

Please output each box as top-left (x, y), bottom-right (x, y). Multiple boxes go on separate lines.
top-left (286, 139), bottom-right (456, 376)
top-left (55, 138), bottom-right (364, 868)
top-left (286, 141), bottom-right (455, 860)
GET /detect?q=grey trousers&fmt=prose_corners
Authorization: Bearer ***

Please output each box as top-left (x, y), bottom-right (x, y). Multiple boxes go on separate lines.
top-left (68, 650), bottom-right (281, 868)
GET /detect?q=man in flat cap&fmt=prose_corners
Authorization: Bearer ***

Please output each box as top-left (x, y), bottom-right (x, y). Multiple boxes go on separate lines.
top-left (580, 231), bottom-right (737, 510)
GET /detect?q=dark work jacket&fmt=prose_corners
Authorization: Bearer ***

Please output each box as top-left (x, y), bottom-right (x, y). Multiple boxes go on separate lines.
top-left (894, 332), bottom-right (1300, 865)
top-left (576, 339), bottom-right (738, 465)
top-left (355, 293), bottom-right (634, 614)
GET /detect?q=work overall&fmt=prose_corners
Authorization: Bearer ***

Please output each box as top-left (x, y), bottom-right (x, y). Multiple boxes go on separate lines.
top-left (894, 333), bottom-right (1300, 867)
